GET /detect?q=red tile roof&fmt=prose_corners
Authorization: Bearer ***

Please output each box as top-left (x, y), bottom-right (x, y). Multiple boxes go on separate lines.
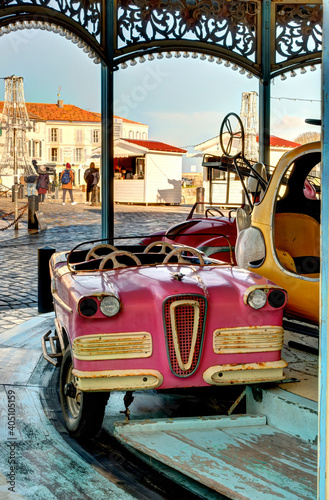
top-left (0, 102), bottom-right (146, 126)
top-left (256, 135), bottom-right (301, 148)
top-left (114, 115), bottom-right (147, 126)
top-left (124, 139), bottom-right (187, 153)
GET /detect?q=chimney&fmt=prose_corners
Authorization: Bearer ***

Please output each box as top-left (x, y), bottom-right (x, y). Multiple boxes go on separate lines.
top-left (57, 99), bottom-right (64, 108)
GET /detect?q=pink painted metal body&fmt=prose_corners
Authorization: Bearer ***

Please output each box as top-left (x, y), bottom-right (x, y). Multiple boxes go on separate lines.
top-left (141, 216), bottom-right (238, 264)
top-left (50, 247), bottom-right (287, 391)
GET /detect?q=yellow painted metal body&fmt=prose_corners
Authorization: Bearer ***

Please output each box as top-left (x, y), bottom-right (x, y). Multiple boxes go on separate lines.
top-left (249, 141), bottom-right (321, 324)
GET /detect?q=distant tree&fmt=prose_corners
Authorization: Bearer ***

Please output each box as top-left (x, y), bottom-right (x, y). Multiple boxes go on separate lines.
top-left (294, 131), bottom-right (321, 144)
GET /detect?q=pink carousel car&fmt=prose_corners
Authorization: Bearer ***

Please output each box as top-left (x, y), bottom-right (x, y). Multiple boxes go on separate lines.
top-left (42, 240), bottom-right (287, 438)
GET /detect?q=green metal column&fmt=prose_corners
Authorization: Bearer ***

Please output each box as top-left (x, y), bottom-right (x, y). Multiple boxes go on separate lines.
top-left (101, 0), bottom-right (114, 243)
top-left (319, 2), bottom-right (329, 494)
top-left (258, 0), bottom-right (271, 169)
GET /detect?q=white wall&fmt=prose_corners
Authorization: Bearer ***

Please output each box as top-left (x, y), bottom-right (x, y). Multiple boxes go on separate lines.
top-left (114, 179), bottom-right (145, 203)
top-left (145, 153), bottom-right (182, 204)
top-left (122, 122), bottom-right (148, 140)
top-left (203, 179), bottom-right (244, 205)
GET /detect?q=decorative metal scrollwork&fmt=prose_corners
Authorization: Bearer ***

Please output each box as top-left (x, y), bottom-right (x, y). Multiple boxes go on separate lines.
top-left (276, 4), bottom-right (322, 62)
top-left (0, 0), bottom-right (101, 40)
top-left (117, 0), bottom-right (258, 61)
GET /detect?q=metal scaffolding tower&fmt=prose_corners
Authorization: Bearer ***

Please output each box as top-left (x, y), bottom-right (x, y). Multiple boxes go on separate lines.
top-left (239, 91), bottom-right (259, 162)
top-left (0, 76), bottom-right (33, 229)
top-left (0, 75), bottom-right (32, 176)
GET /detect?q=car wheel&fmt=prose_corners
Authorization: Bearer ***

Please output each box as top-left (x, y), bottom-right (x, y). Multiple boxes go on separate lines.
top-left (60, 346), bottom-right (109, 439)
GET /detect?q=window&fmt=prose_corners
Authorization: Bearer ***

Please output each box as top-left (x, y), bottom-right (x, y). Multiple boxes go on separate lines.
top-left (93, 130), bottom-right (100, 143)
top-left (29, 140), bottom-right (39, 157)
top-left (207, 168), bottom-right (226, 181)
top-left (76, 129), bottom-right (83, 143)
top-left (129, 130), bottom-right (134, 139)
top-left (51, 128), bottom-right (58, 142)
top-left (75, 148), bottom-right (83, 162)
top-left (51, 148), bottom-right (58, 162)
top-left (136, 158), bottom-right (145, 179)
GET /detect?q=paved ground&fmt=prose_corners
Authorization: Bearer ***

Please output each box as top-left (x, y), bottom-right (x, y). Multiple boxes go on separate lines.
top-left (0, 191), bottom-right (191, 333)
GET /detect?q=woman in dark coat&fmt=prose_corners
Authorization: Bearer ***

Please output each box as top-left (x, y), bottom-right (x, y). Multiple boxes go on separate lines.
top-left (84, 162), bottom-right (100, 205)
top-left (37, 166), bottom-right (50, 204)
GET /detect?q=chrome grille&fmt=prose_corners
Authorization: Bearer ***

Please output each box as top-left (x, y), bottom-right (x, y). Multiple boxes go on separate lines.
top-left (73, 332), bottom-right (152, 360)
top-left (213, 326), bottom-right (284, 354)
top-left (164, 295), bottom-right (206, 377)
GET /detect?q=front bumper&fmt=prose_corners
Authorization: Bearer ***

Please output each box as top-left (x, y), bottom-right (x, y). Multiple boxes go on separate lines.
top-left (203, 359), bottom-right (287, 385)
top-left (72, 368), bottom-right (164, 391)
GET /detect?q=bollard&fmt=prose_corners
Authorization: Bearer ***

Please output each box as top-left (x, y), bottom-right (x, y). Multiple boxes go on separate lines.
top-left (28, 195), bottom-right (39, 231)
top-left (195, 186), bottom-right (205, 213)
top-left (38, 247), bottom-right (56, 313)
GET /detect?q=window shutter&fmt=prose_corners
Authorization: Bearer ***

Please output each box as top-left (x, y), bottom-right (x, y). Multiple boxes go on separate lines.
top-left (59, 129), bottom-right (63, 143)
top-left (48, 148), bottom-right (51, 161)
top-left (28, 141), bottom-right (31, 157)
top-left (60, 148), bottom-right (62, 162)
top-left (39, 142), bottom-right (42, 158)
top-left (90, 130), bottom-right (93, 143)
top-left (48, 129), bottom-right (51, 142)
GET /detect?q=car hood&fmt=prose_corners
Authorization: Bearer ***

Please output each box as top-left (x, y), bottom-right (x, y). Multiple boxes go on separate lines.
top-left (69, 264), bottom-right (272, 303)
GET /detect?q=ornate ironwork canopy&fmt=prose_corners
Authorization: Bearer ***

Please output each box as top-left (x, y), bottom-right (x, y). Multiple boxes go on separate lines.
top-left (0, 1), bottom-right (322, 78)
top-left (115, 0), bottom-right (322, 78)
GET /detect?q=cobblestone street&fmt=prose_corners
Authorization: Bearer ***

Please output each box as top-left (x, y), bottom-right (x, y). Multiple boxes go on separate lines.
top-left (0, 192), bottom-right (191, 333)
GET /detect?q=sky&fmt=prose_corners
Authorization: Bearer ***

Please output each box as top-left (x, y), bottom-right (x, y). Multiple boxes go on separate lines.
top-left (0, 29), bottom-right (322, 150)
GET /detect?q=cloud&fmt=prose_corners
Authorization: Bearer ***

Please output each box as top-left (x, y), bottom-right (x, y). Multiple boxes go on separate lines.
top-left (271, 115), bottom-right (314, 141)
top-left (272, 115), bottom-right (305, 130)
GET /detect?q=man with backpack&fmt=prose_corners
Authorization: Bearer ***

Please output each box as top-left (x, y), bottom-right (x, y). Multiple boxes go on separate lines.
top-left (60, 163), bottom-right (77, 205)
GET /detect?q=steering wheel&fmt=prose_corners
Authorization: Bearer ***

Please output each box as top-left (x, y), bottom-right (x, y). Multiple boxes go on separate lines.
top-left (99, 250), bottom-right (141, 270)
top-left (163, 247), bottom-right (205, 265)
top-left (143, 241), bottom-right (175, 254)
top-left (228, 210), bottom-right (236, 221)
top-left (219, 112), bottom-right (245, 159)
top-left (86, 244), bottom-right (117, 261)
top-left (205, 208), bottom-right (224, 218)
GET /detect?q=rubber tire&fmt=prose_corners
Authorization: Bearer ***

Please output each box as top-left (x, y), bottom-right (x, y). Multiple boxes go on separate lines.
top-left (60, 346), bottom-right (109, 440)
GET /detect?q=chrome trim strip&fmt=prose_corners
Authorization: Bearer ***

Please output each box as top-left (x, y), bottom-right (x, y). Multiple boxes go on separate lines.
top-left (52, 291), bottom-right (73, 313)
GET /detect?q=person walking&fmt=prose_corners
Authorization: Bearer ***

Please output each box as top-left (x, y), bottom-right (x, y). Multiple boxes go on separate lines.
top-left (84, 162), bottom-right (100, 205)
top-left (25, 173), bottom-right (38, 197)
top-left (37, 166), bottom-right (50, 204)
top-left (60, 163), bottom-right (77, 205)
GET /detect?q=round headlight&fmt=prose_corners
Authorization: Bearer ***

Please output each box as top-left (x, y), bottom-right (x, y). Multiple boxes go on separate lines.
top-left (247, 289), bottom-right (267, 310)
top-left (79, 297), bottom-right (98, 317)
top-left (100, 296), bottom-right (120, 317)
top-left (268, 290), bottom-right (286, 309)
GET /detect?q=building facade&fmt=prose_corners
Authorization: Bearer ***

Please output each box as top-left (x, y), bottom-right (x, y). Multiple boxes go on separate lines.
top-left (0, 100), bottom-right (149, 188)
top-left (0, 100), bottom-right (184, 204)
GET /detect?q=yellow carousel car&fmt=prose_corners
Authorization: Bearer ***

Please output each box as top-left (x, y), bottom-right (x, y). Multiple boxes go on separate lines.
top-left (235, 140), bottom-right (321, 324)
